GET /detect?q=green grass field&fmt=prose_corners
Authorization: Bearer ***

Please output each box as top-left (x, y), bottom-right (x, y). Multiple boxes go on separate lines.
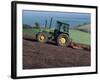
top-left (23, 28), bottom-right (90, 45)
top-left (23, 28), bottom-right (40, 37)
top-left (69, 29), bottom-right (90, 45)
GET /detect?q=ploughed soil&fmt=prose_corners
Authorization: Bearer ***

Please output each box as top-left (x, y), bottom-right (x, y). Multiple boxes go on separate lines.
top-left (23, 35), bottom-right (91, 69)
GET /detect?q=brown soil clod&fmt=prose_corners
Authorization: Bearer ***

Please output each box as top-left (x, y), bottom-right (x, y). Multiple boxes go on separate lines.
top-left (69, 42), bottom-right (90, 51)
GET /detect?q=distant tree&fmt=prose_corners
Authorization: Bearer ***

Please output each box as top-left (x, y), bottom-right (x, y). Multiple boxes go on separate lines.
top-left (34, 22), bottom-right (40, 29)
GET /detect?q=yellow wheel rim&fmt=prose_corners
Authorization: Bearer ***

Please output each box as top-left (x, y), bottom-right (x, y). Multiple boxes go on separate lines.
top-left (39, 35), bottom-right (45, 42)
top-left (59, 37), bottom-right (66, 44)
top-left (40, 35), bottom-right (44, 40)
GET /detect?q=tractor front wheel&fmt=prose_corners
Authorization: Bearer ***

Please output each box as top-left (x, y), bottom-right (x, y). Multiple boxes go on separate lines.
top-left (57, 34), bottom-right (70, 47)
top-left (36, 32), bottom-right (48, 43)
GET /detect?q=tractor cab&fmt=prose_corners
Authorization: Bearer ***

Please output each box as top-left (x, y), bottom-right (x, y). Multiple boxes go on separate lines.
top-left (54, 20), bottom-right (70, 37)
top-left (57, 20), bottom-right (69, 33)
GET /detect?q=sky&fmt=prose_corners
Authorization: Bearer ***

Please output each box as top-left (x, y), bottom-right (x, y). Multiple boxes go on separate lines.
top-left (22, 10), bottom-right (91, 28)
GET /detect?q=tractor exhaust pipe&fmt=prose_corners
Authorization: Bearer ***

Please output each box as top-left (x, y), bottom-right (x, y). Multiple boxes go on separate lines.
top-left (49, 17), bottom-right (53, 29)
top-left (45, 20), bottom-right (47, 29)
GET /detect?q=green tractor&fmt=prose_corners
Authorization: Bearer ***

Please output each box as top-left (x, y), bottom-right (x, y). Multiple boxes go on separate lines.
top-left (36, 18), bottom-right (70, 47)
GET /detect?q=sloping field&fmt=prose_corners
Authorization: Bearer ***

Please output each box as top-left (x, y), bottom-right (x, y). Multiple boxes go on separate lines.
top-left (23, 36), bottom-right (90, 69)
top-left (69, 29), bottom-right (90, 45)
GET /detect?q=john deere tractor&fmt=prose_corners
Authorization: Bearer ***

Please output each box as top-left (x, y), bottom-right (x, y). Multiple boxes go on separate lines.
top-left (36, 18), bottom-right (70, 47)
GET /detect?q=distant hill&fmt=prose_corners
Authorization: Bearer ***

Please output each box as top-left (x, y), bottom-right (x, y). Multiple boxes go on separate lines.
top-left (23, 24), bottom-right (32, 29)
top-left (23, 24), bottom-right (40, 29)
top-left (72, 24), bottom-right (90, 33)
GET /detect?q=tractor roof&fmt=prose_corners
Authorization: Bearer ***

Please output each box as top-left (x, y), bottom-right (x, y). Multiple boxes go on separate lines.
top-left (57, 20), bottom-right (69, 25)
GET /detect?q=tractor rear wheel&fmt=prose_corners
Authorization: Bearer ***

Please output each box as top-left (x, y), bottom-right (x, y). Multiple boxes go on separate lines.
top-left (57, 33), bottom-right (70, 47)
top-left (36, 32), bottom-right (48, 43)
